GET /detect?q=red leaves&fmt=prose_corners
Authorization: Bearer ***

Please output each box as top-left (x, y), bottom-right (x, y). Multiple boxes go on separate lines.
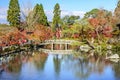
top-left (72, 33), bottom-right (79, 38)
top-left (89, 18), bottom-right (107, 28)
top-left (0, 30), bottom-right (28, 46)
top-left (89, 16), bottom-right (113, 39)
top-left (89, 31), bottom-right (97, 38)
top-left (104, 26), bottom-right (112, 31)
top-left (102, 26), bottom-right (113, 38)
top-left (31, 24), bottom-right (53, 42)
top-left (55, 28), bottom-right (62, 39)
top-left (89, 18), bottom-right (99, 27)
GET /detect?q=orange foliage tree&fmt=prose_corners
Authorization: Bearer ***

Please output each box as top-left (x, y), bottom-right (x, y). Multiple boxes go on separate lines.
top-left (29, 24), bottom-right (53, 43)
top-left (0, 29), bottom-right (28, 46)
top-left (88, 9), bottom-right (113, 43)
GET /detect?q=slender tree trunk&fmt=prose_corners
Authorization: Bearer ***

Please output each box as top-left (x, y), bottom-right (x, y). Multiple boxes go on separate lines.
top-left (95, 27), bottom-right (101, 44)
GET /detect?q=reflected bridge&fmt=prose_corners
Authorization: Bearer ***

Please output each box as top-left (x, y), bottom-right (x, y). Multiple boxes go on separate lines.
top-left (39, 49), bottom-right (73, 54)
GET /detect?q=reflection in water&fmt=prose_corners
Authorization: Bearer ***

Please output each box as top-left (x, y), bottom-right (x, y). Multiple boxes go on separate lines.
top-left (0, 50), bottom-right (120, 80)
top-left (33, 52), bottom-right (48, 71)
top-left (53, 55), bottom-right (61, 75)
top-left (113, 61), bottom-right (120, 80)
top-left (7, 55), bottom-right (22, 73)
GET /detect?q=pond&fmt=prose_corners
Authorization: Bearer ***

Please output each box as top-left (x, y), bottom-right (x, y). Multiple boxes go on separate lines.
top-left (0, 50), bottom-right (120, 80)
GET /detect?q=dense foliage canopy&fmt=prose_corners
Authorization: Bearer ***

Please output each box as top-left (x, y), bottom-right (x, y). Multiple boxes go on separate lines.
top-left (7, 0), bottom-right (20, 27)
top-left (52, 3), bottom-right (61, 32)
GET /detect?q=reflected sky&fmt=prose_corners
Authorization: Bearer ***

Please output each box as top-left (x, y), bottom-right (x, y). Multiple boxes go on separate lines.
top-left (0, 52), bottom-right (120, 80)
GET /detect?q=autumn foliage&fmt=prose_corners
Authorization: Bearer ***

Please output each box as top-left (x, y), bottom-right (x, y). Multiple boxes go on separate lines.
top-left (0, 29), bottom-right (28, 46)
top-left (89, 18), bottom-right (113, 38)
top-left (88, 9), bottom-right (113, 40)
top-left (28, 24), bottom-right (53, 42)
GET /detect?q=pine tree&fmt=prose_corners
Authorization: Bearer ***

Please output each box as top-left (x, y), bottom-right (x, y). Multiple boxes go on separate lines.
top-left (52, 3), bottom-right (61, 31)
top-left (114, 0), bottom-right (120, 23)
top-left (39, 4), bottom-right (49, 26)
top-left (33, 4), bottom-right (40, 23)
top-left (114, 0), bottom-right (120, 38)
top-left (30, 4), bottom-right (49, 26)
top-left (7, 0), bottom-right (20, 27)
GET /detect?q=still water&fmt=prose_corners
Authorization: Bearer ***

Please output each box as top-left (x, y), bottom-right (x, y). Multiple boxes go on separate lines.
top-left (0, 51), bottom-right (120, 80)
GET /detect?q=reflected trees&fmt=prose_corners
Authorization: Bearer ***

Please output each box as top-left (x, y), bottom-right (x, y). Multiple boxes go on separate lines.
top-left (53, 54), bottom-right (61, 76)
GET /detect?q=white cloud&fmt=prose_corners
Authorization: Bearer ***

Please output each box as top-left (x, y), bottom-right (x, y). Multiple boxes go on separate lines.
top-left (0, 8), bottom-right (7, 23)
top-left (45, 10), bottom-right (86, 21)
top-left (45, 10), bottom-right (53, 21)
top-left (0, 7), bottom-right (86, 23)
top-left (0, 14), bottom-right (6, 19)
top-left (61, 10), bottom-right (85, 18)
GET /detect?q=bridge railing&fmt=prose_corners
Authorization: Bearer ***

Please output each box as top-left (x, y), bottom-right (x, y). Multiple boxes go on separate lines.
top-left (44, 39), bottom-right (76, 44)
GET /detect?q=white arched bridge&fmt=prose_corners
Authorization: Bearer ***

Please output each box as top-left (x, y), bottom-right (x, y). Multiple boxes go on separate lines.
top-left (40, 39), bottom-right (78, 50)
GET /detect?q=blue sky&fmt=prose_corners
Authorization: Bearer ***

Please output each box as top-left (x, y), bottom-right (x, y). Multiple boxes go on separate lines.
top-left (0, 0), bottom-right (118, 23)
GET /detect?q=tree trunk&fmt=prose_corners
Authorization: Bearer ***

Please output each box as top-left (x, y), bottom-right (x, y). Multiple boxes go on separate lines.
top-left (95, 27), bottom-right (101, 44)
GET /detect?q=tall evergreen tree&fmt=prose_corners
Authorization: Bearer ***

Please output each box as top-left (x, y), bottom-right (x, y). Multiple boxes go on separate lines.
top-left (114, 0), bottom-right (120, 38)
top-left (39, 4), bottom-right (49, 26)
top-left (30, 4), bottom-right (49, 26)
top-left (114, 0), bottom-right (120, 23)
top-left (7, 0), bottom-right (20, 27)
top-left (52, 3), bottom-right (61, 31)
top-left (32, 4), bottom-right (40, 23)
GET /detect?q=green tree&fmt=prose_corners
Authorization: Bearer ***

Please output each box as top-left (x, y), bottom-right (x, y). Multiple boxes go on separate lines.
top-left (7, 0), bottom-right (20, 27)
top-left (84, 8), bottom-right (99, 18)
top-left (114, 0), bottom-right (120, 23)
top-left (25, 4), bottom-right (39, 30)
top-left (28, 4), bottom-right (49, 26)
top-left (52, 3), bottom-right (61, 31)
top-left (39, 4), bottom-right (49, 26)
top-left (113, 0), bottom-right (120, 41)
top-left (33, 4), bottom-right (40, 23)
top-left (68, 15), bottom-right (80, 25)
top-left (62, 15), bottom-right (80, 25)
